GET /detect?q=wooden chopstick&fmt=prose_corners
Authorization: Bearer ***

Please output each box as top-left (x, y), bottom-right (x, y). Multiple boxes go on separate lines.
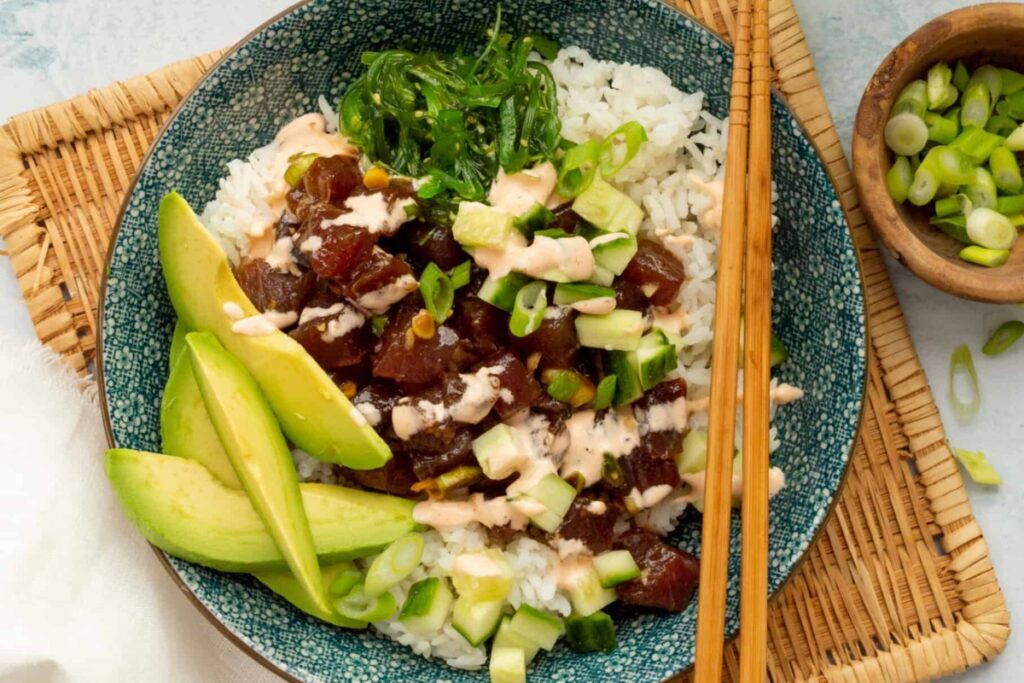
top-left (739, 0), bottom-right (773, 680)
top-left (692, 1), bottom-right (752, 681)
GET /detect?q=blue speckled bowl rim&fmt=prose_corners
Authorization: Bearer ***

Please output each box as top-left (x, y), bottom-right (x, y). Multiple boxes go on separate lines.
top-left (94, 1), bottom-right (870, 680)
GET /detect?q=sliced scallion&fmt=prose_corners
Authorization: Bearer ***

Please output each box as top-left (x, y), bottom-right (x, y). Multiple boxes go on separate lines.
top-left (960, 245), bottom-right (1010, 267)
top-left (990, 146), bottom-right (1023, 193)
top-left (334, 584), bottom-right (397, 622)
top-left (436, 465), bottom-right (484, 491)
top-left (966, 207), bottom-right (1017, 250)
top-left (934, 193), bottom-right (972, 218)
top-left (924, 111), bottom-right (959, 144)
top-left (364, 533), bottom-right (425, 597)
top-left (953, 448), bottom-right (1002, 486)
top-left (929, 215), bottom-right (971, 243)
top-left (960, 81), bottom-right (992, 130)
top-left (546, 369), bottom-right (584, 402)
top-left (996, 193), bottom-right (1024, 215)
top-left (599, 121), bottom-right (648, 178)
top-left (284, 153), bottom-right (319, 188)
top-left (557, 139), bottom-right (601, 198)
top-left (601, 453), bottom-right (625, 489)
top-left (953, 60), bottom-right (970, 92)
top-left (966, 167), bottom-right (998, 210)
top-left (419, 263), bottom-right (455, 324)
top-left (926, 62), bottom-right (956, 110)
top-left (949, 344), bottom-right (980, 423)
top-left (986, 115), bottom-right (1018, 138)
top-left (509, 281), bottom-right (548, 337)
top-left (449, 260), bottom-right (472, 290)
top-left (908, 160), bottom-right (940, 206)
top-left (892, 80), bottom-right (928, 118)
top-left (1000, 67), bottom-right (1024, 96)
top-left (593, 375), bottom-right (617, 411)
top-left (328, 566), bottom-right (363, 597)
top-left (930, 146), bottom-right (976, 186)
top-left (971, 65), bottom-right (1003, 102)
top-left (982, 320), bottom-right (1024, 356)
top-left (951, 127), bottom-right (1004, 165)
top-left (886, 156), bottom-right (914, 203)
top-left (884, 112), bottom-right (928, 156)
top-left (1005, 123), bottom-right (1024, 151)
top-left (371, 315), bottom-right (388, 337)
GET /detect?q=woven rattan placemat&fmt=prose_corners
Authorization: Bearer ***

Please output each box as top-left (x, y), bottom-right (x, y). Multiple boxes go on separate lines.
top-left (0, 0), bottom-right (1009, 680)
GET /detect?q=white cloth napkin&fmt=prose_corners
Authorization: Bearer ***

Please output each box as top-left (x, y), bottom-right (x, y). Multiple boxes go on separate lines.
top-left (0, 335), bottom-right (281, 683)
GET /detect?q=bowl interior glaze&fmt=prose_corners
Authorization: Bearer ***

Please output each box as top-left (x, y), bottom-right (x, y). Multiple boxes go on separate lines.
top-left (100, 1), bottom-right (866, 680)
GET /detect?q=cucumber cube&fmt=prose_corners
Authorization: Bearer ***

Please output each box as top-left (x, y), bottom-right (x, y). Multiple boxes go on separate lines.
top-left (478, 272), bottom-right (533, 312)
top-left (399, 577), bottom-right (454, 635)
top-left (572, 178), bottom-right (644, 235)
top-left (489, 646), bottom-right (526, 683)
top-left (472, 424), bottom-right (528, 480)
top-left (563, 561), bottom-right (617, 616)
top-left (676, 428), bottom-right (708, 475)
top-left (453, 202), bottom-right (514, 248)
top-left (604, 351), bottom-right (644, 406)
top-left (452, 596), bottom-right (505, 646)
top-left (588, 264), bottom-right (615, 286)
top-left (514, 473), bottom-right (578, 532)
top-left (575, 310), bottom-right (644, 351)
top-left (508, 605), bottom-right (564, 651)
top-left (564, 611), bottom-right (617, 653)
top-left (593, 550), bottom-right (641, 588)
top-left (452, 549), bottom-right (514, 602)
top-left (493, 617), bottom-right (541, 663)
top-left (635, 329), bottom-right (678, 389)
top-left (590, 231), bottom-right (638, 275)
top-left (553, 283), bottom-right (616, 305)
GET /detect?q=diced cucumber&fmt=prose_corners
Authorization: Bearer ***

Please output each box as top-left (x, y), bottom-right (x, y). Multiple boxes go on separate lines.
top-left (553, 283), bottom-right (616, 305)
top-left (563, 561), bottom-right (617, 616)
top-left (472, 424), bottom-right (527, 479)
top-left (508, 604), bottom-right (564, 651)
top-left (590, 231), bottom-right (638, 275)
top-left (635, 329), bottom-right (678, 389)
top-left (453, 202), bottom-right (514, 248)
top-left (593, 550), bottom-right (641, 588)
top-left (575, 310), bottom-right (644, 351)
top-left (452, 549), bottom-right (515, 602)
top-left (451, 596), bottom-right (505, 646)
top-left (514, 473), bottom-right (578, 532)
top-left (588, 264), bottom-right (615, 286)
top-left (676, 428), bottom-right (708, 475)
top-left (593, 375), bottom-right (617, 411)
top-left (399, 577), bottom-right (454, 635)
top-left (489, 646), bottom-right (526, 683)
top-left (492, 617), bottom-right (540, 663)
top-left (564, 611), bottom-right (617, 653)
top-left (514, 202), bottom-right (554, 237)
top-left (604, 351), bottom-right (644, 406)
top-left (572, 178), bottom-right (644, 235)
top-left (478, 272), bottom-right (533, 312)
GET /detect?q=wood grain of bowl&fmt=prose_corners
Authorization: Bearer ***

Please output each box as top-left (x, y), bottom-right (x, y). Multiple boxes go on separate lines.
top-left (854, 3), bottom-right (1024, 304)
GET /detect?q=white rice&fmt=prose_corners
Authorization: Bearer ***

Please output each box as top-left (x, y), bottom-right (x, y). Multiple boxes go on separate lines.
top-left (205, 47), bottom-right (785, 670)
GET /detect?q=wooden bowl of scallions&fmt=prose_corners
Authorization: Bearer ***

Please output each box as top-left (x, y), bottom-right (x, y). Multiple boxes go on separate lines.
top-left (854, 3), bottom-right (1024, 303)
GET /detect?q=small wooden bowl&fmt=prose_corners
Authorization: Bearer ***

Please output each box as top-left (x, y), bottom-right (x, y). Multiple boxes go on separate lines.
top-left (853, 3), bottom-right (1024, 303)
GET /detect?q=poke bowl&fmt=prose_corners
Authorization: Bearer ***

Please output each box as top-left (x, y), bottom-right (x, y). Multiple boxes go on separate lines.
top-left (97, 0), bottom-right (867, 681)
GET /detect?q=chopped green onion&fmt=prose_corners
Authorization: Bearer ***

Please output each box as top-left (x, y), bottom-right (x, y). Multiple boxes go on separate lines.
top-left (982, 320), bottom-right (1024, 356)
top-left (986, 115), bottom-right (1018, 138)
top-left (926, 62), bottom-right (956, 110)
top-left (371, 315), bottom-right (388, 337)
top-left (960, 81), bottom-right (992, 130)
top-left (929, 215), bottom-right (971, 243)
top-left (593, 375), bottom-right (617, 411)
top-left (509, 281), bottom-right (547, 337)
top-left (599, 121), bottom-right (648, 177)
top-left (334, 584), bottom-right (397, 622)
top-left (929, 146), bottom-right (976, 186)
top-left (435, 465), bottom-right (484, 491)
top-left (966, 207), bottom-right (1017, 250)
top-left (886, 156), bottom-right (914, 203)
top-left (449, 261), bottom-right (472, 290)
top-left (284, 153), bottom-right (319, 188)
top-left (418, 263), bottom-right (455, 324)
top-left (996, 193), bottom-right (1024, 215)
top-left (971, 65), bottom-right (1003, 102)
top-left (990, 146), bottom-right (1023, 193)
top-left (1001, 67), bottom-right (1024, 96)
top-left (965, 167), bottom-right (998, 210)
top-left (892, 80), bottom-right (928, 118)
top-left (934, 194), bottom-right (972, 218)
top-left (908, 159), bottom-right (940, 206)
top-left (953, 60), bottom-right (970, 92)
top-left (557, 139), bottom-right (601, 198)
top-left (546, 370), bottom-right (583, 402)
top-left (1006, 123), bottom-right (1024, 151)
top-left (884, 112), bottom-right (928, 156)
top-left (924, 111), bottom-right (959, 144)
top-left (960, 245), bottom-right (1010, 267)
top-left (601, 453), bottom-right (625, 489)
top-left (364, 533), bottom-right (425, 597)
top-left (1008, 91), bottom-right (1024, 119)
top-left (949, 344), bottom-right (980, 423)
top-left (328, 565), bottom-right (363, 597)
top-left (953, 448), bottom-right (1002, 486)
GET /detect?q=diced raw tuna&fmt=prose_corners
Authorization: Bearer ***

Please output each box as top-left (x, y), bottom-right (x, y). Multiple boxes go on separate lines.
top-left (615, 528), bottom-right (699, 612)
top-left (622, 239), bottom-right (686, 306)
top-left (235, 257), bottom-right (316, 314)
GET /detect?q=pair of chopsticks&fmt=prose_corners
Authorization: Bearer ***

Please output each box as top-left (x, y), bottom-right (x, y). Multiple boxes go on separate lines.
top-left (693, 0), bottom-right (773, 681)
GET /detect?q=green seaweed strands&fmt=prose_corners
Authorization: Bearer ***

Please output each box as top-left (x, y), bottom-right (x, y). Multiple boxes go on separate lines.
top-left (338, 10), bottom-right (562, 222)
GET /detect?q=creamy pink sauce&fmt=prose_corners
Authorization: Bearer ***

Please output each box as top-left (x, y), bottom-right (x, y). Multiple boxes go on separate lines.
top-left (413, 494), bottom-right (528, 531)
top-left (473, 233), bottom-right (595, 282)
top-left (488, 162), bottom-right (558, 216)
top-left (687, 172), bottom-right (724, 230)
top-left (687, 383), bottom-right (805, 413)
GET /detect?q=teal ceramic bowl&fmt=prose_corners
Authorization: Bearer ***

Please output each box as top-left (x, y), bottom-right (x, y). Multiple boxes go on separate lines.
top-left (99, 0), bottom-right (867, 680)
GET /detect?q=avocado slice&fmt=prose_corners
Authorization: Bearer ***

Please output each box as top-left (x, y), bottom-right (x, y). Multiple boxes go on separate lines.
top-left (255, 562), bottom-right (368, 629)
top-left (157, 191), bottom-right (390, 470)
top-left (186, 330), bottom-right (328, 612)
top-left (105, 448), bottom-right (419, 571)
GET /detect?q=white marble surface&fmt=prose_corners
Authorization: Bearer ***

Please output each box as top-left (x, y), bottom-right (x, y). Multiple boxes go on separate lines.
top-left (0, 0), bottom-right (1020, 679)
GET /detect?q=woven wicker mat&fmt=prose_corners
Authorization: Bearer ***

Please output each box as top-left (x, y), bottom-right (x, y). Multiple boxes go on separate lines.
top-left (0, 0), bottom-right (1010, 680)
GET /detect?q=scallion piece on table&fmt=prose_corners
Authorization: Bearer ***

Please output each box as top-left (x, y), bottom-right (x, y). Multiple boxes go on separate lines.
top-left (509, 281), bottom-right (548, 337)
top-left (983, 320), bottom-right (1024, 356)
top-left (953, 60), bottom-right (971, 92)
top-left (364, 533), bottom-right (425, 597)
top-left (929, 215), bottom-right (971, 243)
top-left (966, 167), bottom-right (998, 210)
top-left (927, 62), bottom-right (956, 110)
top-left (333, 585), bottom-right (397, 622)
top-left (990, 146), bottom-right (1024, 193)
top-left (419, 262), bottom-right (455, 324)
top-left (949, 344), bottom-right (981, 422)
top-left (599, 121), bottom-right (648, 178)
top-left (886, 156), bottom-right (914, 203)
top-left (1000, 67), bottom-right (1024, 96)
top-left (934, 193), bottom-right (972, 218)
top-left (960, 245), bottom-right (1010, 267)
top-left (908, 159), bottom-right (941, 206)
top-left (884, 112), bottom-right (929, 156)
top-left (967, 207), bottom-right (1018, 250)
top-left (986, 115), bottom-right (1019, 138)
top-left (557, 139), bottom-right (601, 198)
top-left (449, 261), bottom-right (472, 290)
top-left (960, 81), bottom-right (992, 130)
top-left (953, 448), bottom-right (1002, 486)
top-left (593, 375), bottom-right (617, 411)
top-left (1006, 123), bottom-right (1024, 151)
top-left (924, 111), bottom-right (959, 144)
